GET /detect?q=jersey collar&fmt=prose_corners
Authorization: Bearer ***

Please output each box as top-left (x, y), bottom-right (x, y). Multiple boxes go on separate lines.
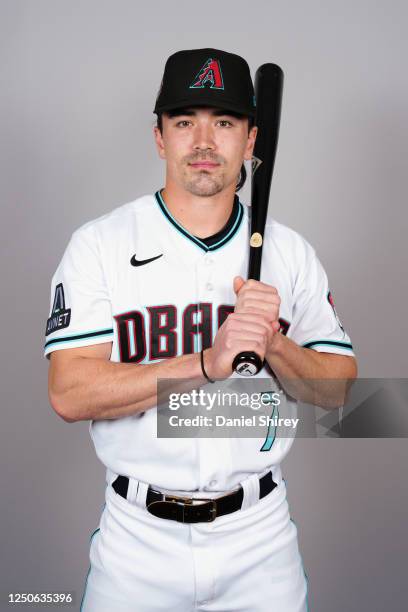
top-left (154, 189), bottom-right (244, 253)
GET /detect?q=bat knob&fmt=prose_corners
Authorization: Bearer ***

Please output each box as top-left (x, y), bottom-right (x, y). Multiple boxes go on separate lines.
top-left (232, 351), bottom-right (264, 377)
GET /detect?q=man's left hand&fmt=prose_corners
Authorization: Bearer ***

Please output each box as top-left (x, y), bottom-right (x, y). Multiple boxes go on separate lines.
top-left (233, 276), bottom-right (281, 353)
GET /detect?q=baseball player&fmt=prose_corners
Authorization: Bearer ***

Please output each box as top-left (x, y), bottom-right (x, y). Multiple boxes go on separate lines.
top-left (44, 48), bottom-right (357, 611)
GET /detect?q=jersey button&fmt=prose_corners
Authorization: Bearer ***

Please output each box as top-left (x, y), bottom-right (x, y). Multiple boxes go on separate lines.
top-left (209, 480), bottom-right (217, 487)
top-left (206, 282), bottom-right (214, 291)
top-left (205, 257), bottom-right (214, 265)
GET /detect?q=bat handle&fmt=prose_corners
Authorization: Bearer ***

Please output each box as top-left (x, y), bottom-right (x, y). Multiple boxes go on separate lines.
top-left (232, 351), bottom-right (264, 376)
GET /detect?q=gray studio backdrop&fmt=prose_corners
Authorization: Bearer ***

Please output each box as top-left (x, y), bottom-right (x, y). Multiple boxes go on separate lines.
top-left (1, 1), bottom-right (407, 611)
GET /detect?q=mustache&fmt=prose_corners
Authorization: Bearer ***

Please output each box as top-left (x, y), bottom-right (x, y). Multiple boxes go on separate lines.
top-left (184, 153), bottom-right (225, 165)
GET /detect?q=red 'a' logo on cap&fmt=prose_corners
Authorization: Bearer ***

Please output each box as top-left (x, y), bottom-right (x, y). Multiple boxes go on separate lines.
top-left (190, 58), bottom-right (224, 90)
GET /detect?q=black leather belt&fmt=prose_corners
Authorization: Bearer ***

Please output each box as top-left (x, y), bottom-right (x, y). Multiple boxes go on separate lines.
top-left (112, 471), bottom-right (277, 523)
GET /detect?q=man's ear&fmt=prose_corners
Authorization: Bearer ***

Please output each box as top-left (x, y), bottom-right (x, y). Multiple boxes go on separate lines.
top-left (154, 125), bottom-right (166, 160)
top-left (244, 125), bottom-right (258, 161)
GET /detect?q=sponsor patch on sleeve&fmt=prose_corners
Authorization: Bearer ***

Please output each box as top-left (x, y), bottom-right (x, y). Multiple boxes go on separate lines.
top-left (45, 283), bottom-right (71, 336)
top-left (327, 290), bottom-right (344, 332)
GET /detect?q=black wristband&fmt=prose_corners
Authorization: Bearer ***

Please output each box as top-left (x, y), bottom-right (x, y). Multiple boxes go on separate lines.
top-left (200, 349), bottom-right (215, 383)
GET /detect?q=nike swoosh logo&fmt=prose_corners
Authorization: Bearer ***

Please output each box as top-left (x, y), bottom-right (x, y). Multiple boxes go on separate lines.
top-left (130, 253), bottom-right (163, 267)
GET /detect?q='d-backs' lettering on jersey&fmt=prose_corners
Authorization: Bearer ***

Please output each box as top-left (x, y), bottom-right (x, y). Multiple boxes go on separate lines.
top-left (114, 304), bottom-right (291, 364)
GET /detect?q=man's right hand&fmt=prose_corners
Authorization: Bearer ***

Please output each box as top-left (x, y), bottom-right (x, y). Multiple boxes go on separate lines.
top-left (203, 311), bottom-right (277, 380)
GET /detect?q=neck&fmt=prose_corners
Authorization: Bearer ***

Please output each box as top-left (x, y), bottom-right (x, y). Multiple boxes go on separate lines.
top-left (161, 181), bottom-right (237, 238)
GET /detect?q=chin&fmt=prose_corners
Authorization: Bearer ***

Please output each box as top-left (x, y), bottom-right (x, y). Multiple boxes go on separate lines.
top-left (186, 182), bottom-right (224, 197)
top-left (183, 172), bottom-right (226, 197)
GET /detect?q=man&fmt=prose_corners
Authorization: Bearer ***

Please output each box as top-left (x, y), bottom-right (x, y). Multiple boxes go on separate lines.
top-left (45, 48), bottom-right (357, 611)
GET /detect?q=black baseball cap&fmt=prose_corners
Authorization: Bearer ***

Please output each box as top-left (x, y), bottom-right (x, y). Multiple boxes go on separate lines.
top-left (154, 48), bottom-right (256, 117)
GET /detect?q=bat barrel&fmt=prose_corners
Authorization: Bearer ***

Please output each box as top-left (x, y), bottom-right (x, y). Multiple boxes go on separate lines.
top-left (233, 63), bottom-right (284, 377)
top-left (249, 63), bottom-right (284, 282)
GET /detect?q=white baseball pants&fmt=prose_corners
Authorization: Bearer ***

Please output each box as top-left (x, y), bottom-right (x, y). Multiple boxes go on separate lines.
top-left (80, 474), bottom-right (309, 611)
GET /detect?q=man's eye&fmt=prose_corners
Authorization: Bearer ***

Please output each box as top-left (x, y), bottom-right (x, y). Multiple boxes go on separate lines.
top-left (217, 120), bottom-right (233, 127)
top-left (176, 120), bottom-right (192, 127)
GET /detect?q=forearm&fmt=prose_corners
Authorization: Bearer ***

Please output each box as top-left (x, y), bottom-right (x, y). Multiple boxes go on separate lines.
top-left (265, 333), bottom-right (357, 408)
top-left (49, 353), bottom-right (207, 422)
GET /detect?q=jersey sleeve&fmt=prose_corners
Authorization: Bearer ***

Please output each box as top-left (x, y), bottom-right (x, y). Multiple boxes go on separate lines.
top-left (287, 241), bottom-right (355, 356)
top-left (43, 224), bottom-right (114, 359)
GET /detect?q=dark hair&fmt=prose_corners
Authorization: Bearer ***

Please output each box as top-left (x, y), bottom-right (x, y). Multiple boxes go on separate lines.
top-left (156, 110), bottom-right (255, 192)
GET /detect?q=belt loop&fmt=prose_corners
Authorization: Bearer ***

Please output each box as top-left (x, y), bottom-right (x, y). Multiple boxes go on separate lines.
top-left (271, 465), bottom-right (282, 486)
top-left (240, 473), bottom-right (260, 510)
top-left (135, 480), bottom-right (149, 509)
top-left (126, 478), bottom-right (139, 504)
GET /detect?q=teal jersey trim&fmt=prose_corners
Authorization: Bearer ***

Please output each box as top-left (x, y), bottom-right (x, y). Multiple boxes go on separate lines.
top-left (44, 328), bottom-right (114, 350)
top-left (80, 501), bottom-right (106, 611)
top-left (303, 339), bottom-right (353, 351)
top-left (154, 190), bottom-right (244, 252)
top-left (80, 527), bottom-right (101, 611)
top-left (79, 565), bottom-right (92, 612)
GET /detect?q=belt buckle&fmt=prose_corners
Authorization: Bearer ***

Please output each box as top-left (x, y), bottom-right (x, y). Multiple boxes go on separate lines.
top-left (168, 495), bottom-right (218, 523)
top-left (147, 494), bottom-right (217, 523)
top-left (146, 497), bottom-right (187, 522)
top-left (165, 494), bottom-right (193, 505)
top-left (192, 497), bottom-right (217, 522)
top-left (167, 495), bottom-right (193, 523)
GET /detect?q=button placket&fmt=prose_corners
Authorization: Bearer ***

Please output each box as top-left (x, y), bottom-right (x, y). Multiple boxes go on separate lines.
top-left (197, 253), bottom-right (216, 297)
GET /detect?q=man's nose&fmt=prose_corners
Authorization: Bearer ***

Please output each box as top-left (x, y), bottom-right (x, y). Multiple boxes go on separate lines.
top-left (193, 123), bottom-right (216, 151)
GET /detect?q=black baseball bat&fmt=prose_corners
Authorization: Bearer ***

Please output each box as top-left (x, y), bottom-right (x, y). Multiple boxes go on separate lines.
top-left (232, 63), bottom-right (284, 376)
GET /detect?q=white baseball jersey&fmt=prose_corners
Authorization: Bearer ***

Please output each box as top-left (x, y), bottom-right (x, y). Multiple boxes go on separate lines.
top-left (44, 190), bottom-right (354, 492)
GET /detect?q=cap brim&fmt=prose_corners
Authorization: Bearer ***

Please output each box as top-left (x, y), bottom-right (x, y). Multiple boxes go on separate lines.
top-left (154, 97), bottom-right (256, 117)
